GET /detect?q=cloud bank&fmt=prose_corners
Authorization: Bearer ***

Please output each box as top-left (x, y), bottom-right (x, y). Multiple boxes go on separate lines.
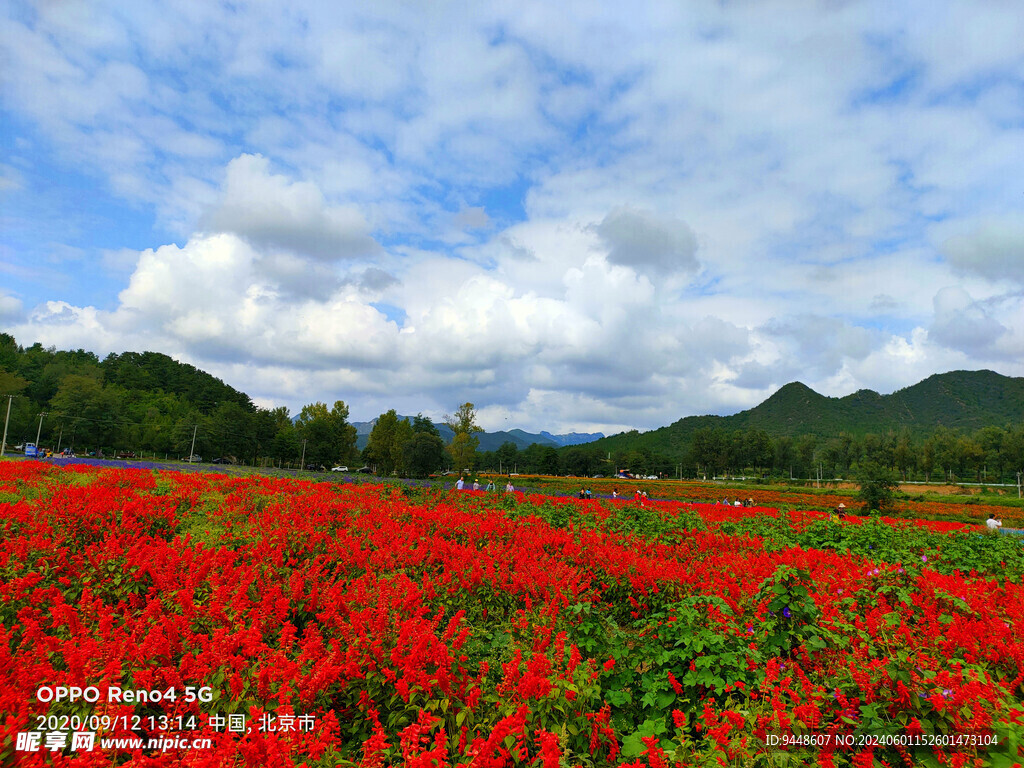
top-left (2, 1), bottom-right (1023, 432)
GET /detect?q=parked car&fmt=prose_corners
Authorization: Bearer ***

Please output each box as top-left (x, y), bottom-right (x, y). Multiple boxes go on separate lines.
top-left (185, 455), bottom-right (202, 463)
top-left (331, 466), bottom-right (349, 472)
top-left (356, 466), bottom-right (372, 473)
top-left (116, 451), bottom-right (137, 459)
top-left (211, 457), bottom-right (235, 464)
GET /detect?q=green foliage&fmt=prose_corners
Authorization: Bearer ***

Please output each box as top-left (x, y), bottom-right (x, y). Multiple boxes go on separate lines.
top-left (101, 350), bottom-right (253, 413)
top-left (857, 460), bottom-right (899, 512)
top-left (412, 413), bottom-right (440, 436)
top-left (598, 594), bottom-right (763, 753)
top-left (0, 369), bottom-right (29, 396)
top-left (444, 403), bottom-right (481, 470)
top-left (754, 565), bottom-right (825, 654)
top-left (296, 401), bottom-right (358, 468)
top-left (403, 432), bottom-right (446, 478)
top-left (760, 517), bottom-right (1024, 582)
top-left (49, 375), bottom-right (126, 448)
top-left (365, 410), bottom-right (413, 475)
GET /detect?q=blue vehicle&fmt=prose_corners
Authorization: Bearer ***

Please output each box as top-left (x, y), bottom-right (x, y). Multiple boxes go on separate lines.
top-left (24, 443), bottom-right (38, 458)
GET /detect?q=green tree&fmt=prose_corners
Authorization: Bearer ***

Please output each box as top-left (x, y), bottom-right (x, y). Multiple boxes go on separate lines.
top-left (773, 436), bottom-right (795, 478)
top-left (818, 438), bottom-right (845, 479)
top-left (495, 441), bottom-right (519, 473)
top-left (172, 410), bottom-right (207, 459)
top-left (391, 418), bottom-right (413, 475)
top-left (522, 443), bottom-right (560, 475)
top-left (689, 427), bottom-right (726, 477)
top-left (0, 344), bottom-right (37, 446)
top-left (365, 410), bottom-right (400, 474)
top-left (128, 392), bottom-right (186, 454)
top-left (1001, 426), bottom-right (1024, 482)
top-left (562, 445), bottom-right (602, 477)
top-left (49, 375), bottom-right (125, 450)
top-left (920, 438), bottom-right (937, 482)
top-left (794, 434), bottom-right (818, 479)
top-left (0, 370), bottom-right (30, 396)
top-left (928, 427), bottom-right (958, 482)
top-left (207, 401), bottom-right (254, 461)
top-left (893, 432), bottom-right (915, 481)
top-left (856, 460), bottom-right (899, 514)
top-left (444, 403), bottom-right (482, 471)
top-left (976, 426), bottom-right (1006, 482)
top-left (412, 413), bottom-right (440, 436)
top-left (366, 410), bottom-right (414, 475)
top-left (0, 333), bottom-right (19, 371)
top-left (250, 406), bottom-right (288, 464)
top-left (271, 421), bottom-right (300, 465)
top-left (296, 401), bottom-right (357, 468)
top-left (744, 430), bottom-right (773, 474)
top-left (403, 432), bottom-right (445, 478)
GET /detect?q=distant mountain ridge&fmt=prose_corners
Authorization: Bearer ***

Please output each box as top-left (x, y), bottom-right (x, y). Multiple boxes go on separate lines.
top-left (350, 415), bottom-right (604, 451)
top-left (586, 370), bottom-right (1024, 457)
top-left (539, 430), bottom-right (606, 447)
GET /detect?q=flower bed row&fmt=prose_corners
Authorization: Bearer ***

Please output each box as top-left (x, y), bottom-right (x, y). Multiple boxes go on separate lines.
top-left (509, 475), bottom-right (1024, 527)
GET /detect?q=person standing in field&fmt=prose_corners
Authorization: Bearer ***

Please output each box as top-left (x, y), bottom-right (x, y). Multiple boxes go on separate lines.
top-left (986, 514), bottom-right (1002, 532)
top-left (456, 476), bottom-right (465, 490)
top-left (473, 480), bottom-right (480, 491)
top-left (506, 480), bottom-right (514, 493)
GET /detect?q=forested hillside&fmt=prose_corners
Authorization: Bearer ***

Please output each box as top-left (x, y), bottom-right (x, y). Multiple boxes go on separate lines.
top-left (564, 371), bottom-right (1024, 482)
top-left (0, 335), bottom-right (343, 466)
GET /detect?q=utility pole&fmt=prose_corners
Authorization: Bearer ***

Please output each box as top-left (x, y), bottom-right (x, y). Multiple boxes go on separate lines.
top-left (188, 424), bottom-right (198, 462)
top-left (35, 411), bottom-right (47, 449)
top-left (0, 395), bottom-right (12, 457)
top-left (56, 423), bottom-right (64, 454)
top-left (300, 439), bottom-right (307, 470)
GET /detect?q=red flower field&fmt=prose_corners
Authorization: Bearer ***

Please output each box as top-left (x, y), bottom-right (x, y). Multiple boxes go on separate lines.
top-left (1, 461), bottom-right (1022, 767)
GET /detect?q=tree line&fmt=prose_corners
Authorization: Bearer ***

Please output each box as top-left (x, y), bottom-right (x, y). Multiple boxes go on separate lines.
top-left (2, 336), bottom-right (1022, 483)
top-left (541, 425), bottom-right (1024, 484)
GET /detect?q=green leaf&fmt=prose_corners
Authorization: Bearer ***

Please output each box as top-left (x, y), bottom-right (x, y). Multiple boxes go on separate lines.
top-left (620, 733), bottom-right (645, 758)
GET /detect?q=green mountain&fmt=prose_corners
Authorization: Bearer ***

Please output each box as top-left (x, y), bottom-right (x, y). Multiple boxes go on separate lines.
top-left (588, 370), bottom-right (1024, 458)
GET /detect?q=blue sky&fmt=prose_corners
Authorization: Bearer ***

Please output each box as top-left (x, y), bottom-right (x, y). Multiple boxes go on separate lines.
top-left (2, 0), bottom-right (1023, 433)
